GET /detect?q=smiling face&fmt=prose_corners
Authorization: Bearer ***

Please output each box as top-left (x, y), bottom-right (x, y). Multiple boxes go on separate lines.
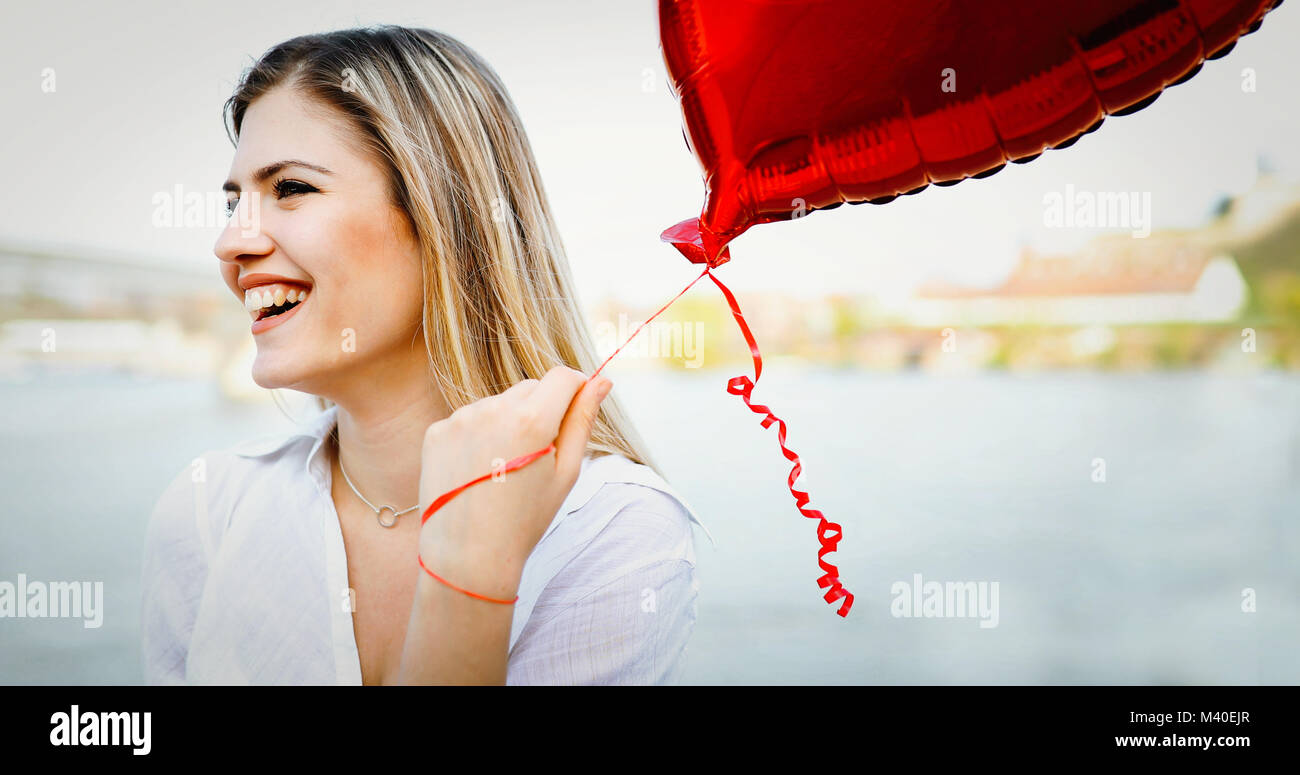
top-left (215, 86), bottom-right (425, 396)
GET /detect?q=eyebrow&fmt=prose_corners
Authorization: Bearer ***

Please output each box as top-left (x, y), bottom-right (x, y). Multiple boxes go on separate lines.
top-left (222, 160), bottom-right (334, 193)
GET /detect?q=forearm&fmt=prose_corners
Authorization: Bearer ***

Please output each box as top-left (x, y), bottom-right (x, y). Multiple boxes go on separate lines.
top-left (396, 547), bottom-right (523, 685)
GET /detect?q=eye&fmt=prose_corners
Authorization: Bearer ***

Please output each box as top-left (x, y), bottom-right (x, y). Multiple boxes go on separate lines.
top-left (273, 178), bottom-right (317, 199)
top-left (224, 179), bottom-right (318, 218)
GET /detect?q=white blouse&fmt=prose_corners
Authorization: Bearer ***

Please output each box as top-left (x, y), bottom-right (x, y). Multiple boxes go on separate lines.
top-left (140, 404), bottom-right (714, 685)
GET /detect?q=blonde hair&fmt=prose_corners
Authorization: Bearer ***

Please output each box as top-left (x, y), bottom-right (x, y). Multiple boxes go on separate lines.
top-left (223, 25), bottom-right (660, 475)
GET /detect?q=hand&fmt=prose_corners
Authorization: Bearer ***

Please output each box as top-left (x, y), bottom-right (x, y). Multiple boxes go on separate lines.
top-left (416, 366), bottom-right (614, 600)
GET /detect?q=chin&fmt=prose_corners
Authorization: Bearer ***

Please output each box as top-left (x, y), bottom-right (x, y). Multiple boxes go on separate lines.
top-left (249, 357), bottom-right (306, 391)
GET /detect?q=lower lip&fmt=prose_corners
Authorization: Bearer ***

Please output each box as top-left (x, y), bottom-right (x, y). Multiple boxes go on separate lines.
top-left (250, 295), bottom-right (307, 335)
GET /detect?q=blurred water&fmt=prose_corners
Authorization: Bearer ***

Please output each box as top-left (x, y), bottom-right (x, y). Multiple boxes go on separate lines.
top-left (1, 366), bottom-right (1296, 684)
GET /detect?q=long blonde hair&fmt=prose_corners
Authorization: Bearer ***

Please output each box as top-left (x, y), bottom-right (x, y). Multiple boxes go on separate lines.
top-left (223, 25), bottom-right (660, 475)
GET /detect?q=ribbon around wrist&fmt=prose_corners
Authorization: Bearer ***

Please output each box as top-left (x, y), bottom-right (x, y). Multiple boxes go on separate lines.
top-left (417, 553), bottom-right (519, 604)
top-left (420, 443), bottom-right (556, 526)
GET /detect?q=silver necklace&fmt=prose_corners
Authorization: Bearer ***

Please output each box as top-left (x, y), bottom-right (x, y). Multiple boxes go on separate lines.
top-left (334, 433), bottom-right (419, 528)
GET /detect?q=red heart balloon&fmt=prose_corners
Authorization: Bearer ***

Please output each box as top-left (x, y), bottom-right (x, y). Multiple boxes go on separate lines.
top-left (659, 0), bottom-right (1281, 266)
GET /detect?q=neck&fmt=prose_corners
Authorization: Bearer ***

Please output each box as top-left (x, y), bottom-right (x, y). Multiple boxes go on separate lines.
top-left (324, 350), bottom-right (453, 516)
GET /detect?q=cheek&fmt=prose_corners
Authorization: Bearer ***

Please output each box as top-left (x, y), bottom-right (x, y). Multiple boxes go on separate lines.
top-left (370, 283), bottom-right (423, 331)
top-left (275, 214), bottom-right (336, 261)
top-left (291, 203), bottom-right (423, 339)
top-left (315, 280), bottom-right (421, 349)
top-left (399, 284), bottom-right (425, 328)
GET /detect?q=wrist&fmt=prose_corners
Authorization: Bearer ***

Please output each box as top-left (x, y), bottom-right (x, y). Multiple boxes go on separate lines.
top-left (418, 530), bottom-right (526, 602)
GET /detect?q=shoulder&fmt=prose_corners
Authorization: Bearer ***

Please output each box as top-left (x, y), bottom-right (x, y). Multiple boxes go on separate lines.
top-left (525, 453), bottom-right (712, 591)
top-left (143, 409), bottom-right (327, 561)
top-left (153, 404), bottom-right (337, 514)
top-left (545, 452), bottom-right (711, 554)
top-left (141, 442), bottom-right (278, 683)
top-left (512, 453), bottom-right (712, 654)
top-left (145, 458), bottom-right (203, 550)
top-left (144, 443), bottom-right (263, 532)
top-left (141, 451), bottom-right (224, 616)
top-left (143, 447), bottom-right (238, 566)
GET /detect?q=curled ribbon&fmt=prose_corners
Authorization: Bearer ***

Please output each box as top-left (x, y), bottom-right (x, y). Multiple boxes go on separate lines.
top-left (701, 266), bottom-right (854, 617)
top-left (420, 232), bottom-right (854, 617)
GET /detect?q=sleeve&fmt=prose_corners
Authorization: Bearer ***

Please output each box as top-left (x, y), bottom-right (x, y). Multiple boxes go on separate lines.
top-left (139, 456), bottom-right (212, 686)
top-left (506, 487), bottom-right (700, 686)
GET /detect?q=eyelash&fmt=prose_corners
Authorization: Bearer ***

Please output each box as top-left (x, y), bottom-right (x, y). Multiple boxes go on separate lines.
top-left (225, 178), bottom-right (318, 217)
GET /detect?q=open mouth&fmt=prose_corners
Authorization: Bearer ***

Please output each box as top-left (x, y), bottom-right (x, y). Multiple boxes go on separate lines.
top-left (245, 284), bottom-right (310, 323)
top-left (256, 297), bottom-right (304, 322)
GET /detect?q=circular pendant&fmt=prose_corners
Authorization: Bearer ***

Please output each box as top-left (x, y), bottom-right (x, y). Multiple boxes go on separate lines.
top-left (376, 506), bottom-right (399, 528)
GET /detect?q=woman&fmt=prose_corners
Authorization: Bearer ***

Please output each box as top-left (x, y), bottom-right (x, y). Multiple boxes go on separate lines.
top-left (141, 25), bottom-right (711, 685)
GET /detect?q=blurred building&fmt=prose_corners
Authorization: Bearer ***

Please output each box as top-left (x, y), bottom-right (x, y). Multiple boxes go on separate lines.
top-left (1215, 169), bottom-right (1300, 240)
top-left (908, 238), bottom-right (1248, 327)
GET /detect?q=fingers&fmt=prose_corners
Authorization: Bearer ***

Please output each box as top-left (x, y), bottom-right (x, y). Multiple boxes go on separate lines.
top-left (553, 374), bottom-right (612, 479)
top-left (524, 365), bottom-right (591, 436)
top-left (500, 377), bottom-right (541, 400)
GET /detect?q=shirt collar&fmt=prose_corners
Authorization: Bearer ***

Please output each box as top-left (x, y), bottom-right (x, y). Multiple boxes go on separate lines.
top-left (230, 404), bottom-right (339, 455)
top-left (230, 404), bottom-right (339, 493)
top-left (230, 403), bottom-right (713, 546)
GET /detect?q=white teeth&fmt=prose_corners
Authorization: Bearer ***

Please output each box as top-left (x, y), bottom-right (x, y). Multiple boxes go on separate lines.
top-left (242, 284), bottom-right (309, 315)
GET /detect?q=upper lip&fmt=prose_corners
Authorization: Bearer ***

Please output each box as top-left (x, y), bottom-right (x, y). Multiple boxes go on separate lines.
top-left (238, 273), bottom-right (312, 291)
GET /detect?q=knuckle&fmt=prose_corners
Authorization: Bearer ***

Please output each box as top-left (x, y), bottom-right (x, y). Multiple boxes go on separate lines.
top-left (424, 420), bottom-right (448, 444)
top-left (516, 405), bottom-right (541, 430)
top-left (545, 364), bottom-right (584, 385)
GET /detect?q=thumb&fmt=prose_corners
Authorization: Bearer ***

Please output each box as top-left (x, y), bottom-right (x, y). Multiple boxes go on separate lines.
top-left (553, 375), bottom-right (612, 480)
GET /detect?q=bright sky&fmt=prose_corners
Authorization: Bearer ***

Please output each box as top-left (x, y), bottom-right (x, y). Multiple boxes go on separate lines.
top-left (2, 0), bottom-right (1297, 307)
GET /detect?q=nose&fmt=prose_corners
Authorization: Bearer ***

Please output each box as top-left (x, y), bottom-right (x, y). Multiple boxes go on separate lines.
top-left (214, 193), bottom-right (274, 266)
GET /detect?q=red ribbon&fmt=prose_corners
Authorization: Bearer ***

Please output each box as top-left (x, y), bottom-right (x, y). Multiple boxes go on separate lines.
top-left (700, 266), bottom-right (854, 617)
top-left (421, 443), bottom-right (557, 526)
top-left (419, 233), bottom-right (854, 617)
